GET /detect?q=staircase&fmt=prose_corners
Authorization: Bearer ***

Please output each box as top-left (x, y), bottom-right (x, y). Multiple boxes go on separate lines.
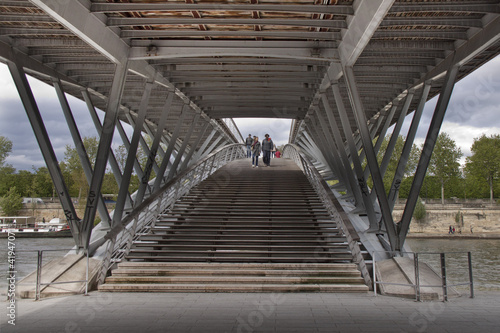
top-left (99, 159), bottom-right (369, 292)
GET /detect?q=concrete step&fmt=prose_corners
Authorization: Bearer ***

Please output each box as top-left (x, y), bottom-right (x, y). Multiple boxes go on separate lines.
top-left (101, 159), bottom-right (369, 293)
top-left (104, 275), bottom-right (366, 285)
top-left (98, 283), bottom-right (369, 293)
top-left (111, 268), bottom-right (363, 277)
top-left (124, 256), bottom-right (353, 263)
top-left (115, 262), bottom-right (359, 269)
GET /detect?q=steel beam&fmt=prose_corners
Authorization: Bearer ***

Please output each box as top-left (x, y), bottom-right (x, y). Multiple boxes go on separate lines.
top-left (398, 62), bottom-right (460, 247)
top-left (320, 95), bottom-right (362, 201)
top-left (113, 81), bottom-right (153, 225)
top-left (300, 132), bottom-right (330, 172)
top-left (82, 90), bottom-right (133, 210)
top-left (343, 67), bottom-right (398, 245)
top-left (330, 82), bottom-right (379, 229)
top-left (81, 61), bottom-right (128, 248)
top-left (179, 121), bottom-right (210, 172)
top-left (116, 118), bottom-right (145, 179)
top-left (200, 135), bottom-right (225, 159)
top-left (377, 91), bottom-right (415, 184)
top-left (135, 91), bottom-right (175, 204)
top-left (52, 78), bottom-right (111, 229)
top-left (192, 128), bottom-right (217, 164)
top-left (7, 60), bottom-right (81, 248)
top-left (123, 111), bottom-right (160, 175)
top-left (340, 0), bottom-right (395, 66)
top-left (309, 111), bottom-right (344, 183)
top-left (91, 3), bottom-right (353, 15)
top-left (153, 104), bottom-right (189, 191)
top-left (388, 82), bottom-right (432, 211)
top-left (167, 113), bottom-right (200, 181)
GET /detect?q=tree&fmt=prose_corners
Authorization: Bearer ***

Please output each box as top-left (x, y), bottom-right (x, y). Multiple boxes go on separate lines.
top-left (64, 136), bottom-right (100, 200)
top-left (465, 134), bottom-right (500, 203)
top-left (428, 132), bottom-right (462, 204)
top-left (413, 196), bottom-right (427, 232)
top-left (32, 166), bottom-right (54, 197)
top-left (0, 136), bottom-right (13, 167)
top-left (0, 186), bottom-right (23, 216)
top-left (370, 135), bottom-right (420, 194)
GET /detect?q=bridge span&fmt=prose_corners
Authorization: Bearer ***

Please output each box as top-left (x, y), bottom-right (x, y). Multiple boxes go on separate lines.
top-left (1, 1), bottom-right (500, 293)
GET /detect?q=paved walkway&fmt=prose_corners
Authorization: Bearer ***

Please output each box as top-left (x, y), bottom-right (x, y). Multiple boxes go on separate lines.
top-left (2, 291), bottom-right (499, 332)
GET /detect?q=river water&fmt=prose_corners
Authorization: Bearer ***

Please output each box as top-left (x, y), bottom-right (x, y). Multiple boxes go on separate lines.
top-left (406, 238), bottom-right (500, 291)
top-left (0, 237), bottom-right (498, 294)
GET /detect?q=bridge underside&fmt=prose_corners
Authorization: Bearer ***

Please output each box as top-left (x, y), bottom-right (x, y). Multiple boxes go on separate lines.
top-left (0, 1), bottom-right (499, 259)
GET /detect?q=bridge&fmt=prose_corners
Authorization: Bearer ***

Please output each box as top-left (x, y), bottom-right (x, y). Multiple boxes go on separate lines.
top-left (1, 0), bottom-right (499, 293)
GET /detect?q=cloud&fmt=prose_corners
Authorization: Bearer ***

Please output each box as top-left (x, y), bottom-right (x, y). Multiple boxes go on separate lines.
top-left (234, 118), bottom-right (292, 148)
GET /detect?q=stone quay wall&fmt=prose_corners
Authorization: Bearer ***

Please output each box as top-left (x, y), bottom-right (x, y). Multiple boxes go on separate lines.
top-left (393, 201), bottom-right (500, 234)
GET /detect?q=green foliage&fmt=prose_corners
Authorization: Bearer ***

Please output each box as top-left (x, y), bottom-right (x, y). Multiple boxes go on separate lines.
top-left (0, 166), bottom-right (16, 196)
top-left (368, 134), bottom-right (420, 194)
top-left (0, 136), bottom-right (13, 167)
top-left (32, 167), bottom-right (54, 197)
top-left (465, 134), bottom-right (500, 202)
top-left (413, 197), bottom-right (427, 229)
top-left (0, 186), bottom-right (23, 216)
top-left (428, 132), bottom-right (462, 204)
top-left (63, 136), bottom-right (100, 199)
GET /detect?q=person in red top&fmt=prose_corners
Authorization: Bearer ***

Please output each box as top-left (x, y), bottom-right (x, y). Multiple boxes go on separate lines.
top-left (275, 150), bottom-right (281, 158)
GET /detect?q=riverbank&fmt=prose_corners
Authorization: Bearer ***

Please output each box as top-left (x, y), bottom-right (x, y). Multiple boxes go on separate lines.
top-left (407, 232), bottom-right (500, 239)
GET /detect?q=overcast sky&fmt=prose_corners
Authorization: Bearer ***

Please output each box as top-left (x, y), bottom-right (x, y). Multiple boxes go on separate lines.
top-left (1, 55), bottom-right (499, 171)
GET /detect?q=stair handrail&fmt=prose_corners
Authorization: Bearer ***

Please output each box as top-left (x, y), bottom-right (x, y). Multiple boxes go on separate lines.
top-left (96, 143), bottom-right (245, 283)
top-left (283, 144), bottom-right (373, 288)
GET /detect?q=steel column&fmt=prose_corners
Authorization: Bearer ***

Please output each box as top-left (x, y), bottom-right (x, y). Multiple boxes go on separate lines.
top-left (388, 82), bottom-right (432, 211)
top-left (124, 112), bottom-right (160, 175)
top-left (7, 61), bottom-right (81, 248)
top-left (297, 134), bottom-right (330, 174)
top-left (307, 113), bottom-right (342, 181)
top-left (153, 104), bottom-right (188, 191)
top-left (199, 135), bottom-right (224, 159)
top-left (116, 117), bottom-right (146, 179)
top-left (82, 89), bottom-right (133, 209)
top-left (330, 82), bottom-right (379, 230)
top-left (167, 113), bottom-right (200, 181)
top-left (343, 66), bottom-right (398, 244)
top-left (113, 81), bottom-right (153, 225)
top-left (192, 128), bottom-right (217, 163)
top-left (378, 93), bottom-right (414, 181)
top-left (304, 120), bottom-right (336, 174)
top-left (82, 60), bottom-right (128, 249)
top-left (52, 78), bottom-right (111, 229)
top-left (179, 121), bottom-right (210, 172)
top-left (398, 62), bottom-right (460, 247)
top-left (313, 111), bottom-right (345, 181)
top-left (362, 104), bottom-right (398, 183)
top-left (321, 93), bottom-right (364, 203)
top-left (135, 91), bottom-right (175, 204)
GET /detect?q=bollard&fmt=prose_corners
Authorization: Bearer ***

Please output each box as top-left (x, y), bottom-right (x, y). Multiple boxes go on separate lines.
top-left (35, 250), bottom-right (43, 301)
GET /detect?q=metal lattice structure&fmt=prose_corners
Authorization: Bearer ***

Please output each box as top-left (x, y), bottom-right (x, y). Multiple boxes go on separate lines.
top-left (0, 0), bottom-right (499, 253)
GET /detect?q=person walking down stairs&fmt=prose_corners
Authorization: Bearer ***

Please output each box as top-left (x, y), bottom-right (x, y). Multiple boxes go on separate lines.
top-left (262, 134), bottom-right (274, 167)
top-left (251, 136), bottom-right (261, 168)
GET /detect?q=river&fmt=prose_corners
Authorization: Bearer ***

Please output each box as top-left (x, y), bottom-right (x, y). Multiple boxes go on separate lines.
top-left (0, 237), bottom-right (498, 294)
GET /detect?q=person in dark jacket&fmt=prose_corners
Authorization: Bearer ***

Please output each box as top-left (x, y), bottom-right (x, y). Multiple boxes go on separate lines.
top-left (251, 136), bottom-right (261, 168)
top-left (261, 134), bottom-right (274, 166)
top-left (245, 134), bottom-right (253, 158)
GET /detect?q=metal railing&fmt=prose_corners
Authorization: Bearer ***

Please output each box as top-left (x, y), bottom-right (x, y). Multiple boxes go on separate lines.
top-left (221, 118), bottom-right (244, 143)
top-left (97, 143), bottom-right (245, 284)
top-left (372, 250), bottom-right (474, 301)
top-left (13, 248), bottom-right (90, 301)
top-left (283, 144), bottom-right (372, 288)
